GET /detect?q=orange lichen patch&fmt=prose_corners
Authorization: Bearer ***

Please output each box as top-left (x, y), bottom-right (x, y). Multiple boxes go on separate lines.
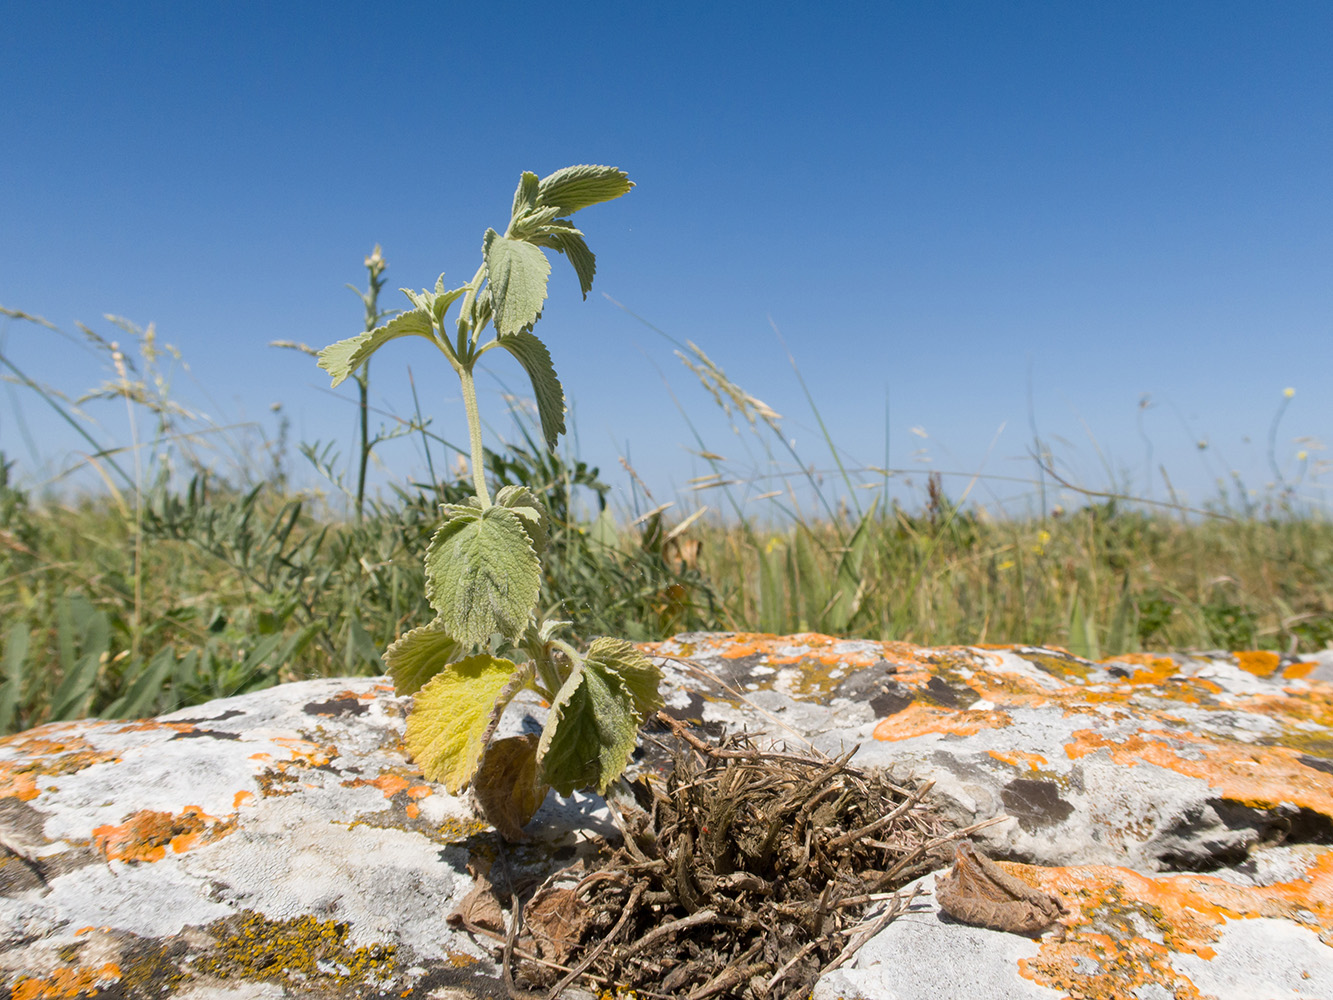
top-left (1284, 660), bottom-right (1318, 680)
top-left (1234, 650), bottom-right (1282, 677)
top-left (233, 790), bottom-right (254, 809)
top-left (1064, 728), bottom-right (1333, 816)
top-left (0, 769), bottom-right (40, 801)
top-left (989, 749), bottom-right (1049, 771)
top-left (873, 702), bottom-right (1011, 741)
top-left (0, 733), bottom-right (122, 802)
top-left (1102, 653), bottom-right (1179, 686)
top-left (1013, 853), bottom-right (1333, 998)
top-left (92, 805), bottom-right (237, 862)
top-left (271, 737), bottom-right (336, 767)
top-left (1236, 685), bottom-right (1333, 730)
top-left (11, 963), bottom-right (121, 1000)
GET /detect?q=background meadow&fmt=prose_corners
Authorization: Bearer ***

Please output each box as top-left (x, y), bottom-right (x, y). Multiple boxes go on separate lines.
top-left (1, 3), bottom-right (1330, 732)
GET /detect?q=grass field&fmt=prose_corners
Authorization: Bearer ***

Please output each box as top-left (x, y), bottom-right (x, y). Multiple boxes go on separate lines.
top-left (1, 304), bottom-right (1329, 736)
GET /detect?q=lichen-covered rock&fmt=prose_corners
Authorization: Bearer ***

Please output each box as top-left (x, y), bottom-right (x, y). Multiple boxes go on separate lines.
top-left (3, 633), bottom-right (1332, 998)
top-left (645, 632), bottom-right (1333, 999)
top-left (0, 680), bottom-right (609, 999)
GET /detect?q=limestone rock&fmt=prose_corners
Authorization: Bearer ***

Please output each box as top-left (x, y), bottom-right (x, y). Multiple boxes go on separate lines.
top-left (3, 632), bottom-right (1332, 998)
top-left (647, 632), bottom-right (1333, 998)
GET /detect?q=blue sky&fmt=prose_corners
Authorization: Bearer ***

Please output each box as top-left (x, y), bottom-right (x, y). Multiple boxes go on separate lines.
top-left (2, 2), bottom-right (1330, 518)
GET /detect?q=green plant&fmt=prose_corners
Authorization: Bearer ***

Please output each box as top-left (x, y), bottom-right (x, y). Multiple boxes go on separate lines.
top-left (317, 165), bottom-right (661, 838)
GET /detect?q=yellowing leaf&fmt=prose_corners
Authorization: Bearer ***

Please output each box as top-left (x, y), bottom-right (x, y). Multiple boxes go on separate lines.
top-left (537, 639), bottom-right (664, 796)
top-left (473, 734), bottom-right (549, 841)
top-left (383, 617), bottom-right (464, 696)
top-left (405, 654), bottom-right (523, 793)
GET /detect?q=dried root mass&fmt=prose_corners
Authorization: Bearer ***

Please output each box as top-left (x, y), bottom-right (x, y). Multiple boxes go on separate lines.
top-left (465, 717), bottom-right (959, 1000)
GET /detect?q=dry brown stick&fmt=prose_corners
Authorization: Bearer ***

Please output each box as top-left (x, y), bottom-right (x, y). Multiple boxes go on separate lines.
top-left (825, 780), bottom-right (935, 850)
top-left (545, 882), bottom-right (645, 1000)
top-left (869, 815), bottom-right (1006, 892)
top-left (617, 908), bottom-right (735, 959)
top-left (502, 891), bottom-right (543, 1000)
top-left (765, 936), bottom-right (824, 992)
top-left (822, 885), bottom-right (920, 975)
top-left (653, 710), bottom-right (868, 776)
top-left (686, 940), bottom-right (766, 1000)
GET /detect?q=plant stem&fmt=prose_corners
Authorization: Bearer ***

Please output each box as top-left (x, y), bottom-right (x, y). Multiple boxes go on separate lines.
top-left (458, 365), bottom-right (490, 507)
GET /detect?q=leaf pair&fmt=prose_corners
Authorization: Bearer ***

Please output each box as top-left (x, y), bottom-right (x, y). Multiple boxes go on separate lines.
top-left (485, 164), bottom-right (633, 339)
top-left (398, 634), bottom-right (663, 808)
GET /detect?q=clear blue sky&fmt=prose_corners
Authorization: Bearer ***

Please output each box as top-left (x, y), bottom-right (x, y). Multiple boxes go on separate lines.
top-left (2, 1), bottom-right (1330, 518)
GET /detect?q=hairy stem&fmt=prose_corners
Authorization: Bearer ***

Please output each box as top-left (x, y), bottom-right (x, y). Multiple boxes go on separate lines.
top-left (458, 365), bottom-right (490, 507)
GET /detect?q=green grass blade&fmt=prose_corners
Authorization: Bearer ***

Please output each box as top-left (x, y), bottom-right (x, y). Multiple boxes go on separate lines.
top-left (0, 624), bottom-right (28, 733)
top-left (103, 645), bottom-right (177, 719)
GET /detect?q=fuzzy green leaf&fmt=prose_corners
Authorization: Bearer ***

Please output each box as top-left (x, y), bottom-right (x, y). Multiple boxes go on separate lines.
top-left (483, 230), bottom-right (550, 337)
top-left (536, 165), bottom-right (634, 215)
top-left (424, 505), bottom-right (541, 646)
top-left (384, 617), bottom-right (466, 696)
top-left (531, 223), bottom-right (597, 298)
top-left (405, 654), bottom-right (523, 792)
top-left (496, 331), bottom-right (566, 449)
top-left (318, 308), bottom-right (435, 387)
top-left (511, 171), bottom-right (540, 221)
top-left (403, 281), bottom-right (468, 329)
top-left (537, 638), bottom-right (664, 795)
top-left (495, 484), bottom-right (549, 558)
top-left (473, 734), bottom-right (549, 840)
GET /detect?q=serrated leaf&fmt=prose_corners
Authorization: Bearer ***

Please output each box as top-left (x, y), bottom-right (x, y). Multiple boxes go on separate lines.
top-left (424, 505), bottom-right (541, 646)
top-left (536, 165), bottom-right (634, 215)
top-left (384, 617), bottom-right (466, 696)
top-left (318, 308), bottom-right (435, 387)
top-left (585, 637), bottom-right (665, 721)
top-left (496, 331), bottom-right (566, 449)
top-left (495, 484), bottom-right (549, 557)
top-left (537, 639), bottom-right (664, 795)
top-left (483, 230), bottom-right (550, 337)
top-left (511, 171), bottom-right (540, 221)
top-left (473, 734), bottom-right (549, 841)
top-left (532, 224), bottom-right (597, 298)
top-left (405, 654), bottom-right (523, 792)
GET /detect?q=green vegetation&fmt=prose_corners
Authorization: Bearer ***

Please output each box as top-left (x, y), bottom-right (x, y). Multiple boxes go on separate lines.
top-left (0, 228), bottom-right (1329, 747)
top-left (317, 164), bottom-right (666, 835)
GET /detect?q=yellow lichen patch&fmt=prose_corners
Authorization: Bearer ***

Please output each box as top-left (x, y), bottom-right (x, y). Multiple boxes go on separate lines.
top-left (1064, 728), bottom-right (1333, 816)
top-left (873, 703), bottom-right (1011, 741)
top-left (194, 909), bottom-right (395, 986)
top-left (1013, 853), bottom-right (1333, 998)
top-left (92, 805), bottom-right (237, 862)
top-left (1234, 650), bottom-right (1282, 677)
top-left (990, 749), bottom-right (1049, 770)
top-left (1017, 648), bottom-right (1099, 683)
top-left (10, 963), bottom-right (121, 999)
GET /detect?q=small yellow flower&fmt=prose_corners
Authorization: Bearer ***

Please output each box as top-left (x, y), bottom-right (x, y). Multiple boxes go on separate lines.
top-left (998, 560), bottom-right (1015, 571)
top-left (1284, 387), bottom-right (1296, 398)
top-left (1298, 450), bottom-right (1309, 461)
